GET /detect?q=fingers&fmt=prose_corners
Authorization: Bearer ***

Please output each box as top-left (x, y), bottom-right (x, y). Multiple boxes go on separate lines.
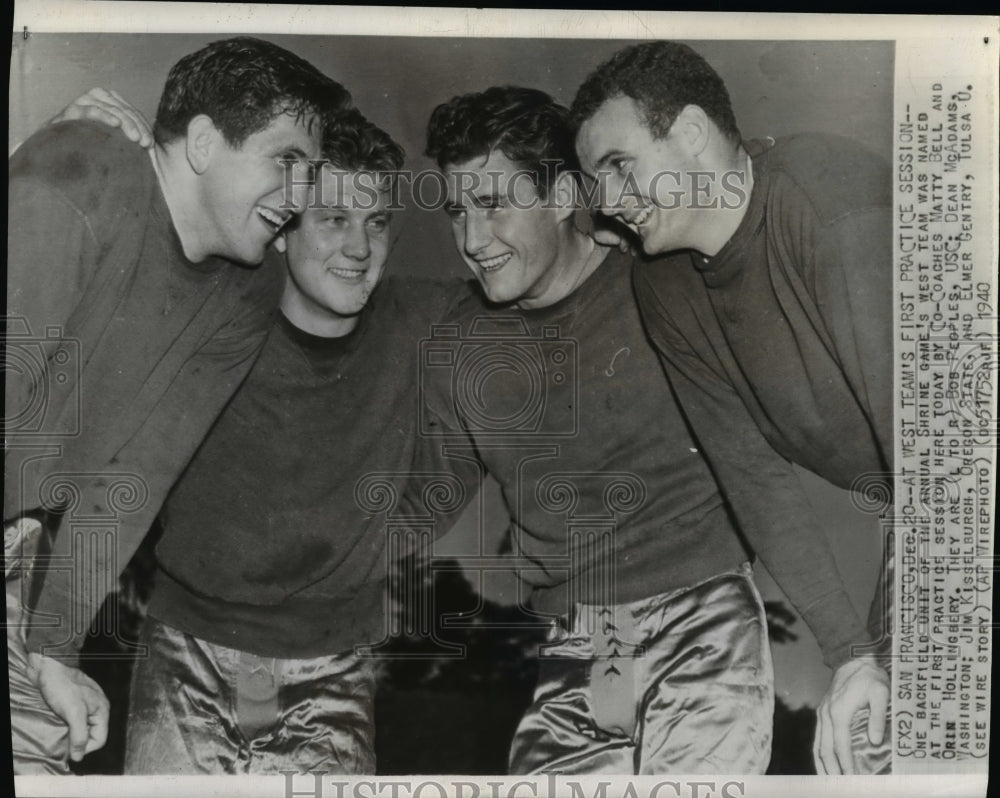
top-left (57, 687), bottom-right (91, 762)
top-left (102, 88), bottom-right (153, 147)
top-left (822, 666), bottom-right (891, 775)
top-left (83, 86), bottom-right (119, 104)
top-left (591, 227), bottom-right (624, 247)
top-left (31, 654), bottom-right (111, 761)
top-left (84, 684), bottom-right (111, 755)
top-left (832, 706), bottom-right (857, 775)
top-left (867, 683), bottom-right (890, 745)
top-left (62, 678), bottom-right (109, 760)
top-left (815, 700), bottom-right (840, 775)
top-left (58, 104), bottom-right (126, 133)
top-left (590, 226), bottom-right (635, 255)
top-left (51, 87), bottom-right (153, 147)
top-left (812, 708), bottom-right (827, 774)
top-left (52, 88), bottom-right (120, 123)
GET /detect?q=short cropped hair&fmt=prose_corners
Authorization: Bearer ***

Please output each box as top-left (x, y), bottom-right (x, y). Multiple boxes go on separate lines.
top-left (425, 86), bottom-right (577, 198)
top-left (153, 37), bottom-right (351, 147)
top-left (571, 42), bottom-right (740, 144)
top-left (322, 108), bottom-right (405, 176)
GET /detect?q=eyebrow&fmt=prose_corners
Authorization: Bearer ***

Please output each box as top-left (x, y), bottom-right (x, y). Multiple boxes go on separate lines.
top-left (593, 150), bottom-right (625, 169)
top-left (318, 203), bottom-right (392, 216)
top-left (447, 190), bottom-right (504, 210)
top-left (277, 147), bottom-right (310, 159)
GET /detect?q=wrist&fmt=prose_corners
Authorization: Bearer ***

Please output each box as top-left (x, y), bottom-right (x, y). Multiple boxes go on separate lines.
top-left (26, 650), bottom-right (47, 684)
top-left (837, 654), bottom-right (889, 682)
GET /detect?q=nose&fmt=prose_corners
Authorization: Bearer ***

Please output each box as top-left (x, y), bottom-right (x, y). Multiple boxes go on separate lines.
top-left (599, 175), bottom-right (630, 219)
top-left (463, 211), bottom-right (491, 256)
top-left (343, 223), bottom-right (370, 262)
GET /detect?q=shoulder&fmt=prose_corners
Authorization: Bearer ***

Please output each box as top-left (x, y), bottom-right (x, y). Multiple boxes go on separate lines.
top-left (633, 251), bottom-right (705, 310)
top-left (381, 276), bottom-right (482, 326)
top-left (764, 133), bottom-right (891, 223)
top-left (447, 278), bottom-right (489, 317)
top-left (375, 275), bottom-right (477, 326)
top-left (631, 252), bottom-right (714, 347)
top-left (238, 247), bottom-right (289, 304)
top-left (9, 121), bottom-right (155, 228)
top-left (11, 120), bottom-right (152, 191)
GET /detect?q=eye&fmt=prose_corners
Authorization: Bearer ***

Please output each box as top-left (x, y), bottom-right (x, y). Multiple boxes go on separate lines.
top-left (367, 216), bottom-right (389, 233)
top-left (322, 213), bottom-right (348, 227)
top-left (446, 207), bottom-right (466, 221)
top-left (278, 153), bottom-right (314, 181)
top-left (476, 197), bottom-right (505, 212)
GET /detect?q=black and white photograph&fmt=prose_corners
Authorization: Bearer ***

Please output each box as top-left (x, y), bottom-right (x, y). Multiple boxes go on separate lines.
top-left (6, 4), bottom-right (997, 797)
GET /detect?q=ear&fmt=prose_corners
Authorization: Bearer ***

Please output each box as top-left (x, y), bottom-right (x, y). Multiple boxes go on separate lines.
top-left (185, 114), bottom-right (220, 175)
top-left (549, 169), bottom-right (580, 223)
top-left (672, 105), bottom-right (712, 158)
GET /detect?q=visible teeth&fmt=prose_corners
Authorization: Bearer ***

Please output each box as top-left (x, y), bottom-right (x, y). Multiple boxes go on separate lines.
top-left (256, 206), bottom-right (287, 230)
top-left (630, 206), bottom-right (652, 226)
top-left (328, 267), bottom-right (365, 280)
top-left (477, 253), bottom-right (512, 272)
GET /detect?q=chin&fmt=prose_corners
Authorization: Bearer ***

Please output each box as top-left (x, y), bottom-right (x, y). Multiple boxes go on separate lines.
top-left (481, 288), bottom-right (515, 306)
top-left (640, 236), bottom-right (672, 257)
top-left (230, 243), bottom-right (268, 267)
top-left (475, 278), bottom-right (514, 305)
top-left (326, 297), bottom-right (367, 317)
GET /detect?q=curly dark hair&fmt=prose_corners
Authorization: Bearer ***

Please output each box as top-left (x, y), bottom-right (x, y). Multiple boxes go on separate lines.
top-left (322, 107), bottom-right (405, 175)
top-left (571, 42), bottom-right (740, 143)
top-left (425, 85), bottom-right (577, 198)
top-left (153, 37), bottom-right (351, 147)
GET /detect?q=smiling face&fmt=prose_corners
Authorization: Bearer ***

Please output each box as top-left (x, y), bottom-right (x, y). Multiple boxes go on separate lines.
top-left (444, 150), bottom-right (567, 307)
top-left (201, 111), bottom-right (321, 265)
top-left (280, 168), bottom-right (392, 335)
top-left (576, 95), bottom-right (702, 256)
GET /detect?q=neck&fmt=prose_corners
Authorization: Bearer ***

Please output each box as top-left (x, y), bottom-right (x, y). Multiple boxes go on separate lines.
top-left (151, 143), bottom-right (212, 263)
top-left (516, 224), bottom-right (609, 310)
top-left (280, 280), bottom-right (360, 338)
top-left (693, 144), bottom-right (754, 258)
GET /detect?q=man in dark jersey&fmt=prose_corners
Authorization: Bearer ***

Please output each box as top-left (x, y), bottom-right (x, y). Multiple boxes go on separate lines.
top-left (123, 109), bottom-right (466, 774)
top-left (572, 41), bottom-right (892, 775)
top-left (50, 99), bottom-right (462, 772)
top-left (4, 37), bottom-right (347, 773)
top-left (411, 86), bottom-right (871, 774)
